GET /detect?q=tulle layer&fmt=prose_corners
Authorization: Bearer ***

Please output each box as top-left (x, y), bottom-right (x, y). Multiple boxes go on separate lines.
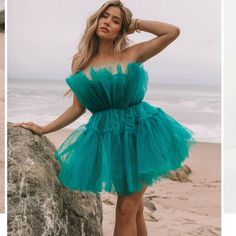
top-left (54, 101), bottom-right (196, 196)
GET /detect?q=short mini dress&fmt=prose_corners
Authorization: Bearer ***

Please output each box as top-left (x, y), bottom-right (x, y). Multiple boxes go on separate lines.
top-left (54, 61), bottom-right (196, 196)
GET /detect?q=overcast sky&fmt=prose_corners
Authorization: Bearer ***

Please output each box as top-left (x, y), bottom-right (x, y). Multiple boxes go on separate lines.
top-left (0, 0), bottom-right (4, 10)
top-left (8, 0), bottom-right (221, 85)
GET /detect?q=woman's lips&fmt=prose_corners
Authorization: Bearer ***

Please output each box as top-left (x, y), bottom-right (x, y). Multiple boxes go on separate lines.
top-left (100, 27), bottom-right (109, 33)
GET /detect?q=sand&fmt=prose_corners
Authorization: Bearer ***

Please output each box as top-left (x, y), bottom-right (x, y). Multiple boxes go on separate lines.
top-left (46, 128), bottom-right (221, 236)
top-left (0, 32), bottom-right (4, 213)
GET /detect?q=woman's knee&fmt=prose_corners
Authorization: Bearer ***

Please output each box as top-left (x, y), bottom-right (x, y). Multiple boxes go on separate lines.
top-left (116, 197), bottom-right (139, 219)
top-left (116, 185), bottom-right (148, 219)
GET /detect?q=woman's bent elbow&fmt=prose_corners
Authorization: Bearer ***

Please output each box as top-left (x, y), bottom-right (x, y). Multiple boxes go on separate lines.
top-left (77, 107), bottom-right (86, 115)
top-left (173, 27), bottom-right (180, 37)
top-left (72, 105), bottom-right (86, 116)
top-left (168, 27), bottom-right (180, 41)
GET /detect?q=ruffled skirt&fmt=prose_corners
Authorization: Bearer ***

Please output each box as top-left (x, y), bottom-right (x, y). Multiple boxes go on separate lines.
top-left (54, 101), bottom-right (196, 196)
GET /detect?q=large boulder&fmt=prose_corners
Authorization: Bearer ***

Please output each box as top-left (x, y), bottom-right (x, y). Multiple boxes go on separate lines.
top-left (0, 10), bottom-right (4, 32)
top-left (7, 122), bottom-right (103, 236)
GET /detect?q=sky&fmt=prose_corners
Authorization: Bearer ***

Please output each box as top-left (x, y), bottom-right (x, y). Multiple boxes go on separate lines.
top-left (0, 0), bottom-right (4, 10)
top-left (8, 0), bottom-right (221, 85)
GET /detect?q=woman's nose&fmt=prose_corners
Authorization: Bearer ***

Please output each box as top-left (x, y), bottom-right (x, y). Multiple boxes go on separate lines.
top-left (105, 18), bottom-right (111, 26)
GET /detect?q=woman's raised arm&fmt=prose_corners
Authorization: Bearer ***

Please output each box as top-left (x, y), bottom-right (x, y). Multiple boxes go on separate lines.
top-left (126, 19), bottom-right (180, 63)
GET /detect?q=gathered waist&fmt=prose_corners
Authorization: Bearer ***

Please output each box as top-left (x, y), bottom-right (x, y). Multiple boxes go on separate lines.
top-left (92, 101), bottom-right (144, 114)
top-left (86, 100), bottom-right (161, 134)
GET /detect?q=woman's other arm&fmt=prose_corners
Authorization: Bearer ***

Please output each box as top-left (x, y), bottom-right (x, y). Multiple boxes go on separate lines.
top-left (14, 94), bottom-right (86, 135)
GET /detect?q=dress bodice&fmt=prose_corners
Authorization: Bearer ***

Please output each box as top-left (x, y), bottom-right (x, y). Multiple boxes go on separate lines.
top-left (66, 62), bottom-right (149, 113)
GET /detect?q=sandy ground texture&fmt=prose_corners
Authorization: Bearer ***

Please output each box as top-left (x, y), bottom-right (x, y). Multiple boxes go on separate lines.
top-left (0, 33), bottom-right (5, 213)
top-left (0, 33), bottom-right (4, 213)
top-left (46, 129), bottom-right (221, 236)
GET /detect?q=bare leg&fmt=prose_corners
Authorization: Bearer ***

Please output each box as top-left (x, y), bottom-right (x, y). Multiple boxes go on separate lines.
top-left (136, 198), bottom-right (148, 236)
top-left (113, 185), bottom-right (148, 236)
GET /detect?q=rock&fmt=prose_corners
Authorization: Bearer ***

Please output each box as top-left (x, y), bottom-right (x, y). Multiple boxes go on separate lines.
top-left (0, 10), bottom-right (4, 32)
top-left (164, 164), bottom-right (192, 182)
top-left (143, 197), bottom-right (157, 212)
top-left (144, 212), bottom-right (159, 222)
top-left (7, 122), bottom-right (103, 236)
top-left (102, 198), bottom-right (115, 206)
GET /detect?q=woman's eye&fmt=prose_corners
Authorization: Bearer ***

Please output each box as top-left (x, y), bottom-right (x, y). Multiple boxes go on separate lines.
top-left (101, 14), bottom-right (119, 24)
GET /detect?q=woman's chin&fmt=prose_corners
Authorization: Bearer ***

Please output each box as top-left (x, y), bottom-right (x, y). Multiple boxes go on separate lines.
top-left (96, 34), bottom-right (113, 41)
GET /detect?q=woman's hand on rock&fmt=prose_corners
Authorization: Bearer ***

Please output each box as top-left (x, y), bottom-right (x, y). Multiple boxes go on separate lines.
top-left (13, 122), bottom-right (45, 135)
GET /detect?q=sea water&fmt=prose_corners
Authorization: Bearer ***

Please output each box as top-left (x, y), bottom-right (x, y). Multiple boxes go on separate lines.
top-left (8, 78), bottom-right (221, 143)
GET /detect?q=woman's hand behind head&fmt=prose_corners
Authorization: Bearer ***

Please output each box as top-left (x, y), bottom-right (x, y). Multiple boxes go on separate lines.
top-left (126, 18), bottom-right (136, 34)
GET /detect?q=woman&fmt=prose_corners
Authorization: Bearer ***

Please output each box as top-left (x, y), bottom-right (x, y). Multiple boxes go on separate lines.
top-left (15, 1), bottom-right (196, 235)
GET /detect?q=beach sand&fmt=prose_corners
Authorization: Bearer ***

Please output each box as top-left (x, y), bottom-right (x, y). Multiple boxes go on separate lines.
top-left (46, 129), bottom-right (221, 236)
top-left (0, 32), bottom-right (4, 213)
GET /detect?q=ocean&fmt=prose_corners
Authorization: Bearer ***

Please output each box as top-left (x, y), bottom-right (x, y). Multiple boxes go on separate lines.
top-left (8, 78), bottom-right (221, 143)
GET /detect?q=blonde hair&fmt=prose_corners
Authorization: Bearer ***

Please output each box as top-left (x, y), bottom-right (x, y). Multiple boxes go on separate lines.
top-left (71, 0), bottom-right (132, 74)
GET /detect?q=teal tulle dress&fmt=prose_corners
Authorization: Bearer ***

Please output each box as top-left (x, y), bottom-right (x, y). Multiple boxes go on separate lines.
top-left (55, 61), bottom-right (196, 196)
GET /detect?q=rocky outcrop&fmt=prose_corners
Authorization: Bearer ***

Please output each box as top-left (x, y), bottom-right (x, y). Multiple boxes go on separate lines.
top-left (0, 10), bottom-right (4, 32)
top-left (0, 94), bottom-right (4, 213)
top-left (165, 164), bottom-right (192, 182)
top-left (7, 123), bottom-right (103, 236)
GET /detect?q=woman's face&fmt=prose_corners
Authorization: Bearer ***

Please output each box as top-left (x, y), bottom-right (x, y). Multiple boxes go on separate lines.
top-left (96, 6), bottom-right (123, 41)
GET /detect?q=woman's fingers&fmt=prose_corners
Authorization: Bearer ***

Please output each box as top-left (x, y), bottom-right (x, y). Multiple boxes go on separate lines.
top-left (13, 122), bottom-right (43, 135)
top-left (27, 122), bottom-right (34, 125)
top-left (14, 122), bottom-right (34, 126)
top-left (21, 124), bottom-right (31, 129)
top-left (13, 122), bottom-right (25, 127)
top-left (23, 125), bottom-right (42, 135)
top-left (22, 123), bottom-right (35, 131)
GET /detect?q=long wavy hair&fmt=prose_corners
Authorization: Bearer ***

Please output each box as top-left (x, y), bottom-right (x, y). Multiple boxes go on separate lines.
top-left (71, 0), bottom-right (133, 75)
